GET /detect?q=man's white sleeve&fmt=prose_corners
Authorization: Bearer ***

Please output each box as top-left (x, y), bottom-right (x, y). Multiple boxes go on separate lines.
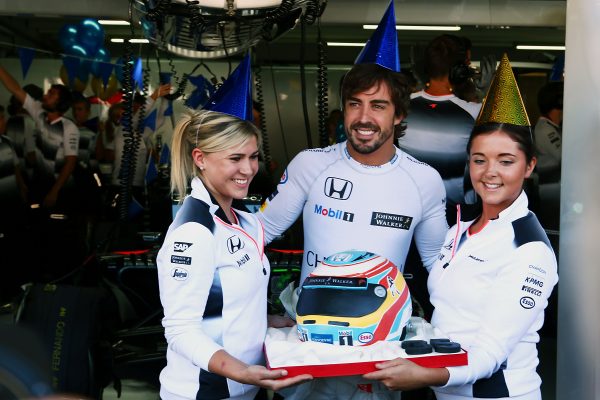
top-left (257, 151), bottom-right (316, 244)
top-left (414, 167), bottom-right (448, 272)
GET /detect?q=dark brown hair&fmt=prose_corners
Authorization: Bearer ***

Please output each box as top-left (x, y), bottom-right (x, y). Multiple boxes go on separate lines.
top-left (467, 122), bottom-right (535, 163)
top-left (341, 63), bottom-right (410, 137)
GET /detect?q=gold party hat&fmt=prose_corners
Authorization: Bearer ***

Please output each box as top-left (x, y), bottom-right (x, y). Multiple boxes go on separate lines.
top-left (475, 53), bottom-right (530, 126)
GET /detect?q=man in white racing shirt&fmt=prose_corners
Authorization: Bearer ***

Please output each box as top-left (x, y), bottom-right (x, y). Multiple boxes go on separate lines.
top-left (258, 62), bottom-right (448, 293)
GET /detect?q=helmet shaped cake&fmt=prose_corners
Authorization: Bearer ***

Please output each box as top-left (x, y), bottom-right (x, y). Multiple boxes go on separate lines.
top-left (296, 250), bottom-right (412, 346)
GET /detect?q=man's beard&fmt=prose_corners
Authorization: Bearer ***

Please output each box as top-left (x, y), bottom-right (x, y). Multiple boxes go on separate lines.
top-left (346, 122), bottom-right (392, 154)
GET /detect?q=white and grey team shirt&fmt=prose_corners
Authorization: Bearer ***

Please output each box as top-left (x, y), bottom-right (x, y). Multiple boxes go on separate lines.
top-left (157, 177), bottom-right (270, 400)
top-left (6, 112), bottom-right (36, 171)
top-left (399, 91), bottom-right (481, 206)
top-left (429, 191), bottom-right (558, 400)
top-left (258, 141), bottom-right (448, 285)
top-left (22, 94), bottom-right (79, 179)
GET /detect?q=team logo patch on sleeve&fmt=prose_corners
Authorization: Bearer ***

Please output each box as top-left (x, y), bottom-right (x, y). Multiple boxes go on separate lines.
top-left (174, 242), bottom-right (193, 252)
top-left (171, 267), bottom-right (189, 280)
top-left (279, 169), bottom-right (288, 184)
top-left (171, 255), bottom-right (192, 265)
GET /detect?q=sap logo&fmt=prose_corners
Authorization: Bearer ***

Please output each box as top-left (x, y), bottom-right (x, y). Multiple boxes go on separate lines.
top-left (358, 332), bottom-right (374, 344)
top-left (324, 177), bottom-right (353, 200)
top-left (171, 268), bottom-right (189, 281)
top-left (521, 285), bottom-right (542, 297)
top-left (227, 235), bottom-right (245, 254)
top-left (314, 204), bottom-right (355, 222)
top-left (520, 296), bottom-right (535, 309)
top-left (174, 242), bottom-right (192, 253)
top-left (236, 254), bottom-right (250, 267)
top-left (524, 276), bottom-right (544, 287)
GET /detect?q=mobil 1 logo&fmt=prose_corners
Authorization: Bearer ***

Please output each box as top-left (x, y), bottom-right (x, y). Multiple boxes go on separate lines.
top-left (339, 330), bottom-right (353, 346)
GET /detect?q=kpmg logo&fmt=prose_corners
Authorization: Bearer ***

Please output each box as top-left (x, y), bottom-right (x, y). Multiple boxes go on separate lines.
top-left (324, 177), bottom-right (353, 200)
top-left (227, 235), bottom-right (245, 254)
top-left (314, 204), bottom-right (355, 222)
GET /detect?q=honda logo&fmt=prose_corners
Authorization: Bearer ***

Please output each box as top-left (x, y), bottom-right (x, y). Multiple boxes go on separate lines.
top-left (227, 235), bottom-right (245, 254)
top-left (324, 177), bottom-right (353, 200)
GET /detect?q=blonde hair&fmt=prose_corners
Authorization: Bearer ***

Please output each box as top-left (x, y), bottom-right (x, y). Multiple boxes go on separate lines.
top-left (170, 109), bottom-right (261, 201)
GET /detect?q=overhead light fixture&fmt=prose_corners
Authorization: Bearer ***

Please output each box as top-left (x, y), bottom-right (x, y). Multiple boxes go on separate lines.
top-left (110, 38), bottom-right (150, 44)
top-left (98, 19), bottom-right (130, 26)
top-left (327, 42), bottom-right (366, 47)
top-left (516, 45), bottom-right (565, 51)
top-left (363, 24), bottom-right (461, 31)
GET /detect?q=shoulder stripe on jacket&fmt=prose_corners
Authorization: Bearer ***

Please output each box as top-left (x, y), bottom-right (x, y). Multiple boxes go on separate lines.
top-left (512, 212), bottom-right (551, 249)
top-left (171, 196), bottom-right (215, 232)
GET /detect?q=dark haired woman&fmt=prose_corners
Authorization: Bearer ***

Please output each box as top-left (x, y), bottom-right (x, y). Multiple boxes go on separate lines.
top-left (365, 55), bottom-right (558, 400)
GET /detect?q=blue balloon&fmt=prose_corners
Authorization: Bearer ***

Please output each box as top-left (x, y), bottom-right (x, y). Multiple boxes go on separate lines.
top-left (90, 47), bottom-right (111, 77)
top-left (77, 18), bottom-right (105, 55)
top-left (64, 44), bottom-right (90, 82)
top-left (64, 43), bottom-right (87, 58)
top-left (58, 24), bottom-right (79, 50)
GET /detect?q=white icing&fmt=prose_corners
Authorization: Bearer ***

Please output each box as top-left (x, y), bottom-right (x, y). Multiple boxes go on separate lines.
top-left (265, 317), bottom-right (452, 368)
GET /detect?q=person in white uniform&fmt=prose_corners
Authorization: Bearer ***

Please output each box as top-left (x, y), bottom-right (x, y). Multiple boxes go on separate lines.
top-left (157, 56), bottom-right (310, 400)
top-left (260, 5), bottom-right (447, 398)
top-left (258, 67), bottom-right (447, 290)
top-left (0, 66), bottom-right (79, 210)
top-left (364, 55), bottom-right (558, 400)
top-left (158, 110), bottom-right (310, 400)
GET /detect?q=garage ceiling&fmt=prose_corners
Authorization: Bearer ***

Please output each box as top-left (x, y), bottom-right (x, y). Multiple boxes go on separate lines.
top-left (0, 0), bottom-right (566, 66)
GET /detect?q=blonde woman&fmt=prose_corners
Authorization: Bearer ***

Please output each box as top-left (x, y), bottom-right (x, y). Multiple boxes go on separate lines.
top-left (157, 110), bottom-right (310, 400)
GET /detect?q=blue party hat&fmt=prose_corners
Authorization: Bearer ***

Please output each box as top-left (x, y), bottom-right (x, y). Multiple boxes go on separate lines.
top-left (204, 54), bottom-right (253, 121)
top-left (355, 0), bottom-right (400, 72)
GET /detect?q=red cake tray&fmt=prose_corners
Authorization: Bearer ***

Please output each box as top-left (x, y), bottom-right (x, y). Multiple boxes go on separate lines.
top-left (265, 326), bottom-right (468, 378)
